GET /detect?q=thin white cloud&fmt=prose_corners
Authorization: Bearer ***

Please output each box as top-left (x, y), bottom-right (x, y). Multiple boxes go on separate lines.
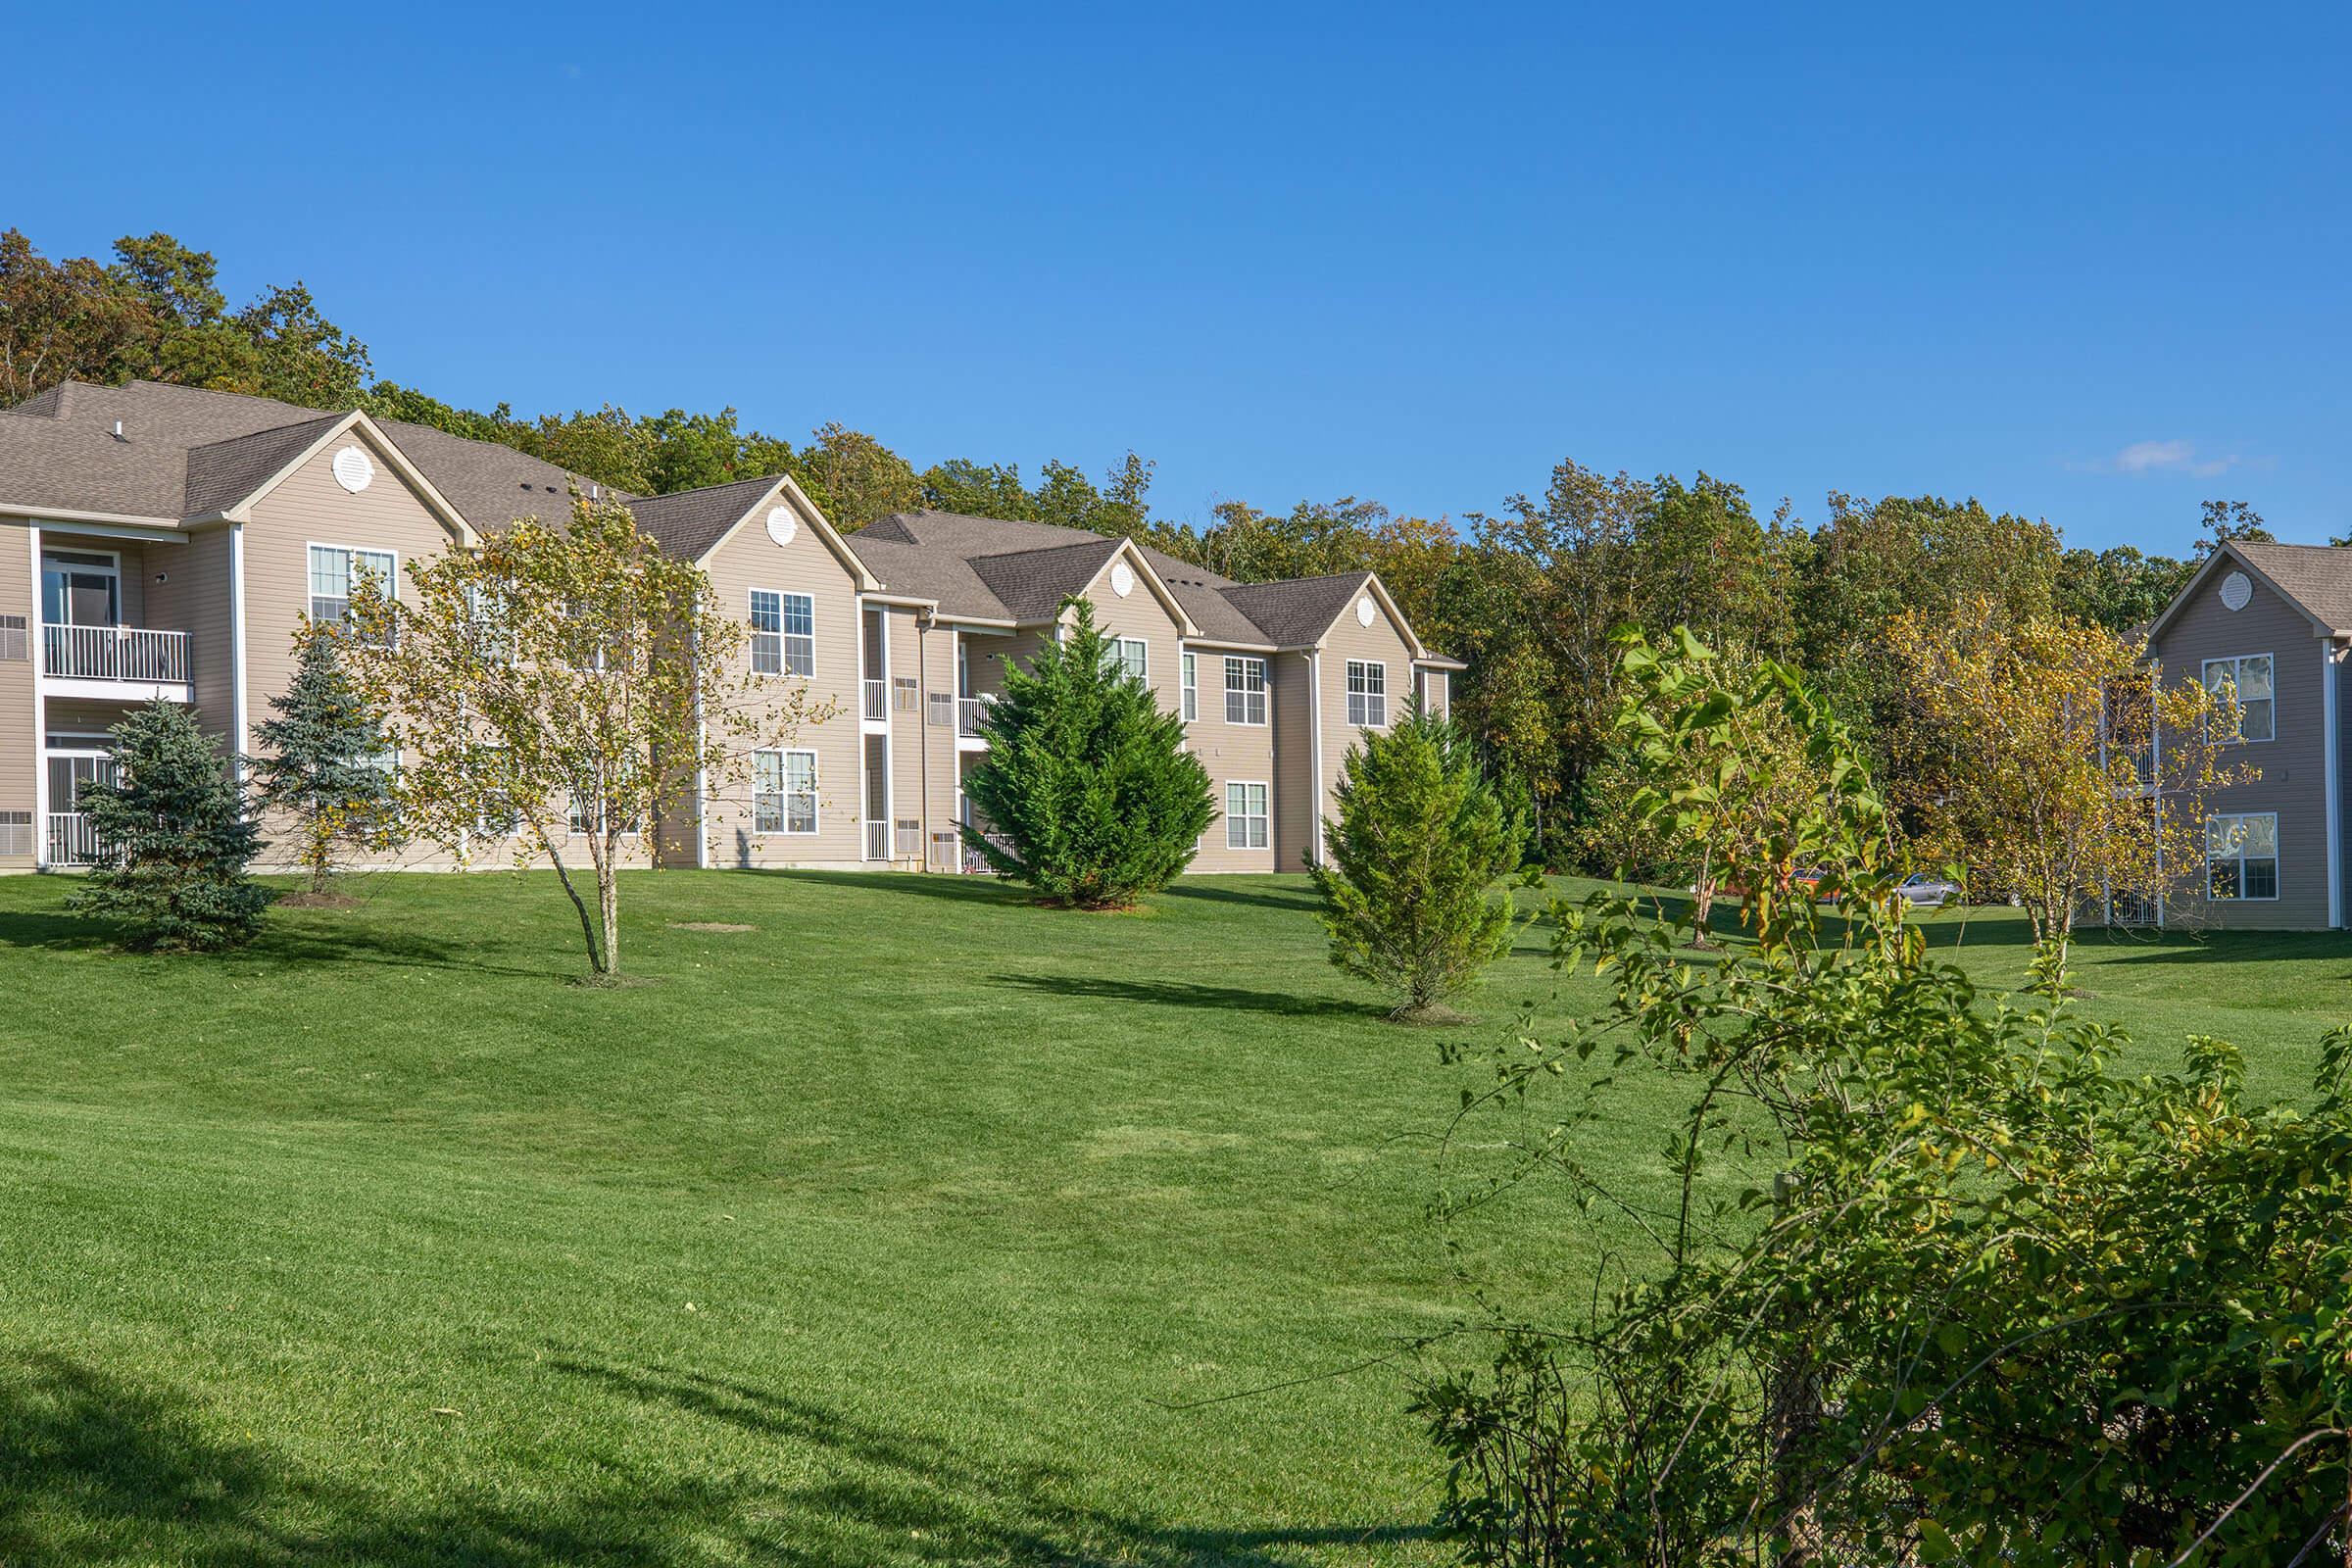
top-left (2106, 439), bottom-right (2239, 478)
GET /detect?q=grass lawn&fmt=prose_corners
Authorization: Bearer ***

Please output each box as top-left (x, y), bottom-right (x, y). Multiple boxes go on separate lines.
top-left (1, 869), bottom-right (2348, 1565)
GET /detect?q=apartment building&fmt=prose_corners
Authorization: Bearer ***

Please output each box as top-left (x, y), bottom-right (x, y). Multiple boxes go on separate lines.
top-left (0, 380), bottom-right (1462, 875)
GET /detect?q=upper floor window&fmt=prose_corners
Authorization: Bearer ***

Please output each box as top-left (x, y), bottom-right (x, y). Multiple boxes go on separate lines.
top-left (1347, 660), bottom-right (1388, 727)
top-left (1181, 652), bottom-right (1198, 721)
top-left (751, 590), bottom-right (815, 676)
top-left (1107, 637), bottom-right (1149, 683)
top-left (309, 545), bottom-right (394, 628)
top-left (2208, 811), bottom-right (2278, 900)
top-left (2203, 654), bottom-right (2274, 743)
top-left (1224, 657), bottom-right (1267, 725)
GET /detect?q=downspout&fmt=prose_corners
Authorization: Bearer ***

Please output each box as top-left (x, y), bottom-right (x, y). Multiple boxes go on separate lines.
top-left (1307, 649), bottom-right (1323, 870)
top-left (691, 623), bottom-right (710, 870)
top-left (229, 522), bottom-right (248, 780)
top-left (2326, 637), bottom-right (2342, 928)
top-left (28, 525), bottom-right (46, 867)
top-left (917, 613), bottom-right (931, 871)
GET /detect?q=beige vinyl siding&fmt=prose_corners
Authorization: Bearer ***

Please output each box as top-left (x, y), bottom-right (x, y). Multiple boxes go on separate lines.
top-left (1270, 651), bottom-right (1315, 871)
top-left (1317, 591), bottom-right (1415, 853)
top-left (1068, 551), bottom-right (1186, 717)
top-left (695, 497), bottom-right (866, 868)
top-left (1187, 642), bottom-right (1281, 873)
top-left (0, 523), bottom-right (34, 866)
top-left (146, 525), bottom-right (235, 747)
top-left (2152, 565), bottom-right (2331, 930)
top-left (239, 429), bottom-right (484, 871)
top-left (1416, 666), bottom-right (1450, 719)
top-left (877, 605), bottom-right (930, 859)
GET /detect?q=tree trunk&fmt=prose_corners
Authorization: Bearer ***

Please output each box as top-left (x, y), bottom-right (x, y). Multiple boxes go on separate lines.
top-left (598, 829), bottom-right (621, 977)
top-left (545, 843), bottom-right (607, 975)
top-left (1691, 849), bottom-right (1717, 948)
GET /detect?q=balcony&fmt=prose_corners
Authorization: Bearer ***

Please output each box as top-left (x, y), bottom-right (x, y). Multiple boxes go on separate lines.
top-left (957, 696), bottom-right (994, 737)
top-left (861, 678), bottom-right (887, 722)
top-left (42, 624), bottom-right (192, 698)
top-left (47, 812), bottom-right (103, 867)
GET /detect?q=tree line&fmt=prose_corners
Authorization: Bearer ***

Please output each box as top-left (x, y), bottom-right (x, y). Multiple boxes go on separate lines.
top-left (1, 227), bottom-right (2295, 861)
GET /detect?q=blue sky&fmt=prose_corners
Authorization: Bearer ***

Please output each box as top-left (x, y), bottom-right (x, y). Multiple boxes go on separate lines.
top-left (7, 3), bottom-right (2347, 553)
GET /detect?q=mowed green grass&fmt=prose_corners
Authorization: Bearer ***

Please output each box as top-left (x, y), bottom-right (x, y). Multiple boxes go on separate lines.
top-left (0, 870), bottom-right (2347, 1566)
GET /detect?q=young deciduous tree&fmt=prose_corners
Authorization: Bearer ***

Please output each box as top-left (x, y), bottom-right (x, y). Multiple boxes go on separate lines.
top-left (1309, 709), bottom-right (1523, 1021)
top-left (960, 599), bottom-right (1214, 908)
top-left (1613, 630), bottom-right (1834, 945)
top-left (343, 493), bottom-right (803, 978)
top-left (249, 621), bottom-right (394, 897)
top-left (67, 700), bottom-right (273, 952)
top-left (1887, 595), bottom-right (2247, 958)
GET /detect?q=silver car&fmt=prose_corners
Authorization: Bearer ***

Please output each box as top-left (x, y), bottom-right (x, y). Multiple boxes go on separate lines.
top-left (1897, 873), bottom-right (1963, 908)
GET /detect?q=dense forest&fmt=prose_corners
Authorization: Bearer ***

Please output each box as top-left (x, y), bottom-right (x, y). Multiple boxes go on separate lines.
top-left (0, 229), bottom-right (2296, 861)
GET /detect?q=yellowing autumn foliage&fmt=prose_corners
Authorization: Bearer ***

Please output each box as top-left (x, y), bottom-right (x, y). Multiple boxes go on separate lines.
top-left (1887, 596), bottom-right (2252, 955)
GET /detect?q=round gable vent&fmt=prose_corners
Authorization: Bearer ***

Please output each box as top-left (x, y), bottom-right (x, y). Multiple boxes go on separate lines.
top-left (2220, 570), bottom-right (2252, 612)
top-left (1356, 594), bottom-right (1376, 627)
top-left (1109, 561), bottom-right (1136, 597)
top-left (765, 507), bottom-right (800, 548)
top-left (331, 445), bottom-right (374, 494)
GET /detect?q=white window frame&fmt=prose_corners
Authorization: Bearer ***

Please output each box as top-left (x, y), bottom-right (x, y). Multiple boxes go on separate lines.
top-left (755, 748), bottom-right (818, 835)
top-left (1109, 636), bottom-right (1149, 683)
top-left (1225, 780), bottom-right (1270, 850)
top-left (307, 543), bottom-right (397, 629)
top-left (1224, 656), bottom-right (1267, 726)
top-left (1347, 659), bottom-right (1388, 727)
top-left (2206, 810), bottom-right (2279, 902)
top-left (2202, 653), bottom-right (2275, 744)
top-left (1181, 651), bottom-right (1198, 721)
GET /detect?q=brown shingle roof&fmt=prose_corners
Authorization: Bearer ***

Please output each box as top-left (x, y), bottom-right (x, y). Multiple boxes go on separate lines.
top-left (182, 413), bottom-right (347, 517)
top-left (625, 475), bottom-right (782, 562)
top-left (1215, 572), bottom-right (1374, 648)
top-left (967, 537), bottom-right (1126, 621)
top-left (2227, 542), bottom-right (2352, 634)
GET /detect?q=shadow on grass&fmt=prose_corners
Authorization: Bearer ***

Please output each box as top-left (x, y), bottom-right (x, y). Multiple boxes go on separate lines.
top-left (0, 909), bottom-right (557, 981)
top-left (991, 971), bottom-right (1392, 1021)
top-left (1159, 880), bottom-right (1324, 914)
top-left (745, 867), bottom-right (1033, 907)
top-left (0, 1351), bottom-right (1430, 1566)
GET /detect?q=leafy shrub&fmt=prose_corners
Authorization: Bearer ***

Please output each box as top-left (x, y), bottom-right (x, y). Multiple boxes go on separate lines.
top-left (1419, 630), bottom-right (2352, 1566)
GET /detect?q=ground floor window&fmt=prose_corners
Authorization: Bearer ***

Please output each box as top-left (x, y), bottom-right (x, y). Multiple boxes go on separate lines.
top-left (755, 749), bottom-right (818, 835)
top-left (1225, 781), bottom-right (1269, 850)
top-left (2207, 811), bottom-right (2278, 900)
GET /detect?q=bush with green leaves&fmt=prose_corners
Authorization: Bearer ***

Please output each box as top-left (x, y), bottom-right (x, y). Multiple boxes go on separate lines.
top-left (249, 620), bottom-right (395, 895)
top-left (68, 701), bottom-right (273, 952)
top-left (1309, 708), bottom-right (1523, 1021)
top-left (960, 599), bottom-right (1214, 908)
top-left (1417, 629), bottom-right (2352, 1567)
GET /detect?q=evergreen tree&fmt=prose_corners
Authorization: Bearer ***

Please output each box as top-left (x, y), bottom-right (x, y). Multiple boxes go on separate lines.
top-left (1309, 708), bottom-right (1522, 1021)
top-left (250, 623), bottom-right (394, 895)
top-left (68, 701), bottom-right (272, 951)
top-left (960, 600), bottom-right (1214, 908)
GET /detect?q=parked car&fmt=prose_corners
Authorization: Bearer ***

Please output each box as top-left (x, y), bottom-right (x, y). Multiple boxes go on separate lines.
top-left (1895, 872), bottom-right (1964, 908)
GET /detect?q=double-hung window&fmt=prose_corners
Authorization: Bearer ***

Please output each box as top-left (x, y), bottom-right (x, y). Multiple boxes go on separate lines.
top-left (1347, 660), bottom-right (1387, 727)
top-left (2207, 811), bottom-right (2278, 901)
top-left (754, 748), bottom-right (818, 834)
top-left (751, 590), bottom-right (815, 676)
top-left (1108, 637), bottom-right (1148, 683)
top-left (1224, 657), bottom-right (1267, 725)
top-left (1181, 652), bottom-right (1198, 721)
top-left (2203, 654), bottom-right (2274, 743)
top-left (309, 546), bottom-right (395, 630)
top-left (1225, 781), bottom-right (1269, 850)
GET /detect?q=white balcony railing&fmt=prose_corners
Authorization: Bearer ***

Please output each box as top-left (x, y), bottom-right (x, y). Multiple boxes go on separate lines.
top-left (862, 678), bottom-right (887, 721)
top-left (957, 695), bottom-right (994, 737)
top-left (863, 819), bottom-right (891, 860)
top-left (43, 624), bottom-right (191, 684)
top-left (46, 812), bottom-right (103, 866)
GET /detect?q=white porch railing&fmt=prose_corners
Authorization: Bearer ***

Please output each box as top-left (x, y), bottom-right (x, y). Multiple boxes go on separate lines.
top-left (957, 695), bottom-right (994, 737)
top-left (863, 819), bottom-right (891, 860)
top-left (862, 679), bottom-right (887, 721)
top-left (46, 812), bottom-right (103, 866)
top-left (42, 624), bottom-right (191, 683)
